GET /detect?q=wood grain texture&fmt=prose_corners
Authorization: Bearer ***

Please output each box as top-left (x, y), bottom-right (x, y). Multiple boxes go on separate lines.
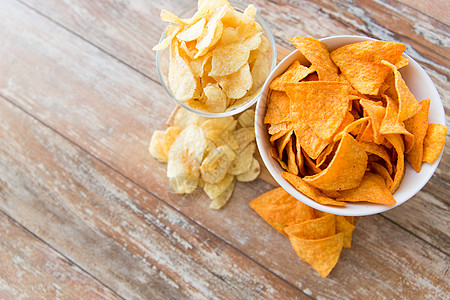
top-left (0, 97), bottom-right (308, 299)
top-left (0, 212), bottom-right (120, 300)
top-left (0, 0), bottom-right (449, 298)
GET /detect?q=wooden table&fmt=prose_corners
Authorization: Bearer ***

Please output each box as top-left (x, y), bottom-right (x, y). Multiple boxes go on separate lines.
top-left (0, 0), bottom-right (448, 299)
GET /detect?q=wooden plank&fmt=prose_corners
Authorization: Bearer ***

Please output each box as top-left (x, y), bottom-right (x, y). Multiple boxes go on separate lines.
top-left (0, 97), bottom-right (307, 299)
top-left (0, 212), bottom-right (120, 300)
top-left (0, 0), bottom-right (448, 298)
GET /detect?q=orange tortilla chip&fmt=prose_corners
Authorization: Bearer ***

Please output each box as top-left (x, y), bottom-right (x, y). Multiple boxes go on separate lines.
top-left (249, 187), bottom-right (315, 235)
top-left (286, 81), bottom-right (350, 142)
top-left (264, 91), bottom-right (291, 124)
top-left (276, 130), bottom-right (294, 160)
top-left (289, 232), bottom-right (344, 278)
top-left (330, 40), bottom-right (405, 95)
top-left (335, 215), bottom-right (355, 248)
top-left (290, 36), bottom-right (339, 81)
top-left (358, 141), bottom-right (393, 174)
top-left (337, 172), bottom-right (396, 205)
top-left (294, 123), bottom-right (329, 160)
top-left (286, 139), bottom-right (299, 175)
top-left (370, 162), bottom-right (393, 190)
top-left (284, 214), bottom-right (336, 239)
top-left (404, 99), bottom-right (430, 171)
top-left (385, 134), bottom-right (405, 193)
top-left (270, 60), bottom-right (315, 91)
top-left (282, 172), bottom-right (346, 206)
top-left (382, 60), bottom-right (420, 121)
top-left (360, 99), bottom-right (386, 144)
top-left (423, 123), bottom-right (447, 164)
top-left (304, 134), bottom-right (368, 191)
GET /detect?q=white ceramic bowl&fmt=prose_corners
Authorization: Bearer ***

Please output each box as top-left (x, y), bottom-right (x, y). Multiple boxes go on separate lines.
top-left (255, 35), bottom-right (446, 216)
top-left (156, 2), bottom-right (277, 118)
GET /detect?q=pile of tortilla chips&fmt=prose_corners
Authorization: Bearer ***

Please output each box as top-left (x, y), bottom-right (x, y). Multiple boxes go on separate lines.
top-left (149, 107), bottom-right (260, 209)
top-left (265, 36), bottom-right (447, 206)
top-left (250, 187), bottom-right (357, 277)
top-left (153, 0), bottom-right (271, 113)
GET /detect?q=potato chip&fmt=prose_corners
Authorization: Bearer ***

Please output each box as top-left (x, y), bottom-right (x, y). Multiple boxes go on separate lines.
top-left (149, 130), bottom-right (167, 162)
top-left (284, 214), bottom-right (336, 239)
top-left (336, 173), bottom-right (396, 205)
top-left (304, 134), bottom-right (367, 191)
top-left (189, 52), bottom-right (212, 77)
top-left (209, 176), bottom-right (236, 209)
top-left (335, 215), bottom-right (355, 248)
top-left (203, 83), bottom-right (227, 113)
top-left (264, 91), bottom-right (291, 125)
top-left (289, 232), bottom-right (344, 278)
top-left (201, 117), bottom-right (236, 145)
top-left (213, 63), bottom-right (253, 99)
top-left (243, 4), bottom-right (257, 18)
top-left (229, 142), bottom-right (256, 175)
top-left (243, 32), bottom-right (262, 50)
top-left (290, 36), bottom-right (339, 81)
top-left (169, 173), bottom-right (199, 194)
top-left (382, 60), bottom-right (420, 121)
top-left (163, 126), bottom-right (181, 157)
top-left (200, 145), bottom-right (235, 184)
top-left (384, 134), bottom-right (405, 193)
top-left (219, 27), bottom-right (239, 46)
top-left (330, 41), bottom-right (405, 95)
top-left (286, 81), bottom-right (350, 142)
top-left (234, 127), bottom-right (255, 148)
top-left (249, 187), bottom-right (315, 235)
top-left (167, 125), bottom-right (206, 178)
top-left (404, 99), bottom-right (430, 171)
top-left (269, 61), bottom-right (315, 91)
top-left (249, 51), bottom-right (270, 94)
top-left (195, 6), bottom-right (227, 58)
top-left (282, 172), bottom-right (346, 206)
top-left (152, 25), bottom-right (182, 51)
top-left (203, 173), bottom-right (234, 199)
top-left (177, 18), bottom-right (206, 42)
top-left (173, 107), bottom-right (208, 130)
top-left (237, 109), bottom-right (255, 128)
top-left (209, 43), bottom-right (250, 76)
top-left (423, 123), bottom-right (447, 163)
top-left (236, 158), bottom-right (260, 182)
top-left (169, 42), bottom-right (198, 101)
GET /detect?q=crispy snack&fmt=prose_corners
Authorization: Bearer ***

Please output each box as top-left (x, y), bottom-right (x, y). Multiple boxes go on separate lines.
top-left (149, 107), bottom-right (259, 209)
top-left (265, 36), bottom-right (445, 207)
top-left (154, 0), bottom-right (272, 112)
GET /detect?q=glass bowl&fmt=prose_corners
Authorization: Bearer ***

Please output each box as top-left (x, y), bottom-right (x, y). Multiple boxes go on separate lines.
top-left (255, 35), bottom-right (446, 216)
top-left (155, 2), bottom-right (277, 118)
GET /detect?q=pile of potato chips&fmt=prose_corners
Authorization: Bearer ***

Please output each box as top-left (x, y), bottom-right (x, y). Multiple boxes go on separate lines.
top-left (250, 187), bottom-right (357, 277)
top-left (149, 107), bottom-right (260, 209)
top-left (265, 37), bottom-right (447, 206)
top-left (153, 0), bottom-right (272, 113)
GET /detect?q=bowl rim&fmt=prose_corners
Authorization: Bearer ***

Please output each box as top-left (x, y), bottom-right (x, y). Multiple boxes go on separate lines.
top-left (155, 1), bottom-right (277, 118)
top-left (255, 34), bottom-right (446, 216)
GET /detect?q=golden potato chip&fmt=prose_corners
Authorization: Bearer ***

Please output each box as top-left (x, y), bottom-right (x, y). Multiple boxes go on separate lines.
top-left (249, 187), bottom-right (315, 235)
top-left (284, 214), bottom-right (336, 239)
top-left (304, 134), bottom-right (367, 191)
top-left (370, 162), bottom-right (393, 190)
top-left (153, 25), bottom-right (182, 51)
top-left (210, 43), bottom-right (250, 76)
top-left (234, 127), bottom-right (255, 148)
top-left (203, 83), bottom-right (227, 113)
top-left (203, 173), bottom-right (235, 199)
top-left (269, 61), bottom-right (315, 91)
top-left (149, 130), bottom-right (167, 162)
top-left (189, 52), bottom-right (212, 77)
top-left (335, 215), bottom-right (355, 248)
top-left (294, 123), bottom-right (329, 160)
top-left (337, 173), bottom-right (396, 205)
top-left (210, 176), bottom-right (236, 209)
top-left (237, 109), bottom-right (255, 128)
top-left (330, 41), bottom-right (405, 95)
top-left (282, 172), bottom-right (346, 206)
top-left (200, 145), bottom-right (235, 184)
top-left (243, 4), bottom-right (257, 18)
top-left (289, 232), bottom-right (344, 278)
top-left (423, 123), bottom-right (447, 163)
top-left (385, 134), bottom-right (405, 193)
top-left (219, 27), bottom-right (239, 46)
top-left (213, 63), bottom-right (253, 99)
top-left (382, 60), bottom-right (420, 121)
top-left (173, 107), bottom-right (210, 130)
top-left (286, 81), bottom-right (350, 142)
top-left (195, 6), bottom-right (227, 58)
top-left (264, 91), bottom-right (291, 125)
top-left (177, 18), bottom-right (206, 42)
top-left (404, 98), bottom-right (430, 171)
top-left (286, 139), bottom-right (299, 175)
top-left (236, 158), bottom-right (260, 182)
top-left (201, 117), bottom-right (236, 146)
top-left (229, 142), bottom-right (256, 175)
top-left (290, 36), bottom-right (339, 81)
top-left (249, 51), bottom-right (270, 94)
top-left (169, 173), bottom-right (199, 194)
top-left (167, 125), bottom-right (206, 178)
top-left (243, 33), bottom-right (262, 50)
top-left (169, 42), bottom-right (198, 101)
top-left (163, 126), bottom-right (181, 157)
